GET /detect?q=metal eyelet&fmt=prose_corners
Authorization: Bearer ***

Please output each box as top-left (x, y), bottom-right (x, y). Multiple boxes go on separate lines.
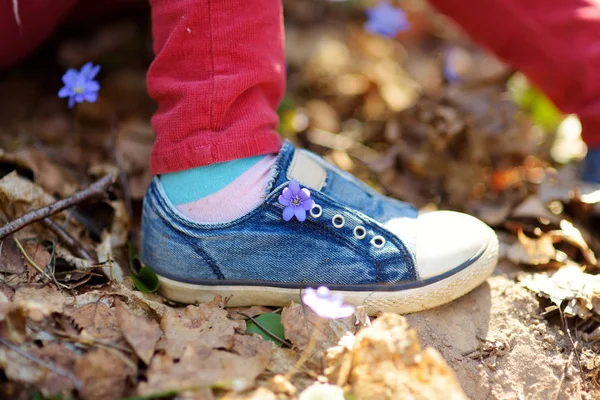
top-left (353, 226), bottom-right (367, 240)
top-left (371, 235), bottom-right (386, 248)
top-left (332, 214), bottom-right (345, 229)
top-left (310, 204), bottom-right (323, 218)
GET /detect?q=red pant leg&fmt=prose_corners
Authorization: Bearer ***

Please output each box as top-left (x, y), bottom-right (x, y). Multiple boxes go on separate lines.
top-left (147, 0), bottom-right (284, 174)
top-left (429, 0), bottom-right (600, 148)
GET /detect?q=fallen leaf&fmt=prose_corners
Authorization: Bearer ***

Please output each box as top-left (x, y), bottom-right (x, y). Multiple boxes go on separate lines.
top-left (75, 348), bottom-right (132, 400)
top-left (13, 285), bottom-right (66, 317)
top-left (522, 264), bottom-right (600, 319)
top-left (67, 302), bottom-right (123, 343)
top-left (0, 343), bottom-right (79, 397)
top-left (138, 344), bottom-right (269, 396)
top-left (158, 296), bottom-right (244, 358)
top-left (0, 236), bottom-right (26, 274)
top-left (115, 299), bottom-right (161, 364)
top-left (325, 313), bottom-right (467, 400)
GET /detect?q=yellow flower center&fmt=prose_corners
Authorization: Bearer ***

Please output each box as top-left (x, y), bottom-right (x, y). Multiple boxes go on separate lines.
top-left (74, 86), bottom-right (83, 94)
top-left (293, 198), bottom-right (300, 206)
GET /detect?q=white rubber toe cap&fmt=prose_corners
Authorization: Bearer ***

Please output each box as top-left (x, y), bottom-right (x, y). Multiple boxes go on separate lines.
top-left (416, 210), bottom-right (496, 280)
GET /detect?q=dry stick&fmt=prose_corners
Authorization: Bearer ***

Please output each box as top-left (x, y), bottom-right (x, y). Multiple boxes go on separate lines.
top-left (0, 337), bottom-right (82, 390)
top-left (41, 217), bottom-right (94, 262)
top-left (237, 312), bottom-right (290, 347)
top-left (0, 173), bottom-right (116, 240)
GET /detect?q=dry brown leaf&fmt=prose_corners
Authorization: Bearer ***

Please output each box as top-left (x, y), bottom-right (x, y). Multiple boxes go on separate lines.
top-left (158, 296), bottom-right (244, 358)
top-left (109, 278), bottom-right (168, 319)
top-left (138, 344), bottom-right (270, 396)
top-left (115, 299), bottom-right (161, 364)
top-left (30, 342), bottom-right (79, 396)
top-left (0, 171), bottom-right (56, 221)
top-left (522, 265), bottom-right (600, 319)
top-left (325, 313), bottom-right (467, 400)
top-left (67, 302), bottom-right (123, 343)
top-left (75, 348), bottom-right (133, 400)
top-left (13, 285), bottom-right (66, 318)
top-left (0, 149), bottom-right (80, 197)
top-left (0, 236), bottom-right (26, 274)
top-left (503, 220), bottom-right (598, 269)
top-left (0, 343), bottom-right (77, 396)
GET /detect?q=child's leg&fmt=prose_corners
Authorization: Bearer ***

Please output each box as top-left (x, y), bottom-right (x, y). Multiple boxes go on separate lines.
top-left (142, 0), bottom-right (499, 314)
top-left (429, 0), bottom-right (600, 181)
top-left (147, 0), bottom-right (284, 221)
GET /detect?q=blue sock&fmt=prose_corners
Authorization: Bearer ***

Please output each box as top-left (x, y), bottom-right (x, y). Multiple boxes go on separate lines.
top-left (160, 156), bottom-right (266, 205)
top-left (581, 149), bottom-right (600, 184)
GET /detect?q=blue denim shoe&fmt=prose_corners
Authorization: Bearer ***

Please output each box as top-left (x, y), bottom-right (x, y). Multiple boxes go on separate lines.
top-left (141, 141), bottom-right (498, 314)
top-left (582, 148), bottom-right (600, 184)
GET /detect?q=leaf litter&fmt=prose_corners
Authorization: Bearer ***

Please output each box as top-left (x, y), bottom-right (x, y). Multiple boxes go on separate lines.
top-left (0, 1), bottom-right (599, 399)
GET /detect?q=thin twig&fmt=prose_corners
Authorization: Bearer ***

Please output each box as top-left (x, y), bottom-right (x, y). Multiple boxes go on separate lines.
top-left (0, 173), bottom-right (116, 240)
top-left (0, 337), bottom-right (82, 390)
top-left (237, 312), bottom-right (291, 347)
top-left (41, 217), bottom-right (95, 262)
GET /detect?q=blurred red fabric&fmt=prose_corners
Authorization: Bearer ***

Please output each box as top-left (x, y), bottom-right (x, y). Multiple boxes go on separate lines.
top-left (2, 0), bottom-right (600, 172)
top-left (430, 0), bottom-right (600, 148)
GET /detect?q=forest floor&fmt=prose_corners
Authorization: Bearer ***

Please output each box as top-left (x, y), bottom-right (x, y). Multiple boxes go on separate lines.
top-left (0, 1), bottom-right (599, 399)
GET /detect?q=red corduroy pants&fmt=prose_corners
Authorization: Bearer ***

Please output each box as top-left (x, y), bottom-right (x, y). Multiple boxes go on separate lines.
top-left (2, 0), bottom-right (600, 174)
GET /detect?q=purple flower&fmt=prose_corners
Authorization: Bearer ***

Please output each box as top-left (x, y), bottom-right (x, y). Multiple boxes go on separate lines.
top-left (279, 180), bottom-right (315, 222)
top-left (365, 1), bottom-right (410, 38)
top-left (302, 286), bottom-right (355, 319)
top-left (58, 62), bottom-right (101, 108)
top-left (443, 48), bottom-right (462, 84)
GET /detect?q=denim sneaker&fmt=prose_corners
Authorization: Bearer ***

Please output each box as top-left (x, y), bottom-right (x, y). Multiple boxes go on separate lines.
top-left (141, 141), bottom-right (498, 314)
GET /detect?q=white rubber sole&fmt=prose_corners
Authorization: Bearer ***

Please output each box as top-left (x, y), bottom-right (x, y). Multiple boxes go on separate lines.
top-left (156, 231), bottom-right (499, 316)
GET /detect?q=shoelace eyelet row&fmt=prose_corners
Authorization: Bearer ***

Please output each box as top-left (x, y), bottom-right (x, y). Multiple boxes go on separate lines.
top-left (309, 205), bottom-right (386, 248)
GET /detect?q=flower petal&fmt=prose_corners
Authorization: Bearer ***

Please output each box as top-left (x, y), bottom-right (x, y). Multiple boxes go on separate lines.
top-left (282, 187), bottom-right (292, 200)
top-left (67, 97), bottom-right (76, 109)
top-left (61, 69), bottom-right (79, 86)
top-left (302, 198), bottom-right (315, 211)
top-left (88, 64), bottom-right (101, 80)
top-left (58, 86), bottom-right (71, 98)
top-left (299, 188), bottom-right (310, 200)
top-left (79, 62), bottom-right (93, 78)
top-left (86, 80), bottom-right (101, 92)
top-left (282, 206), bottom-right (295, 221)
top-left (289, 180), bottom-right (300, 196)
top-left (294, 207), bottom-right (306, 222)
top-left (278, 195), bottom-right (291, 206)
top-left (83, 91), bottom-right (98, 103)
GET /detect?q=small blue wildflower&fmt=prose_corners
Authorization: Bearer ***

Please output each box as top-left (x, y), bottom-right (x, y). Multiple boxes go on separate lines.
top-left (278, 180), bottom-right (315, 222)
top-left (302, 286), bottom-right (355, 319)
top-left (58, 62), bottom-right (101, 108)
top-left (365, 1), bottom-right (410, 38)
top-left (443, 48), bottom-right (462, 84)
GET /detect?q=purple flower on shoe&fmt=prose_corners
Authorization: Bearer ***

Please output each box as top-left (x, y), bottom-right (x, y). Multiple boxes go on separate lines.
top-left (302, 286), bottom-right (355, 319)
top-left (279, 179), bottom-right (315, 222)
top-left (365, 1), bottom-right (410, 38)
top-left (58, 62), bottom-right (101, 108)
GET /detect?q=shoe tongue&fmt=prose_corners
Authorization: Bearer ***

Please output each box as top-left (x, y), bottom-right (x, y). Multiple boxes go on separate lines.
top-left (267, 140), bottom-right (328, 193)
